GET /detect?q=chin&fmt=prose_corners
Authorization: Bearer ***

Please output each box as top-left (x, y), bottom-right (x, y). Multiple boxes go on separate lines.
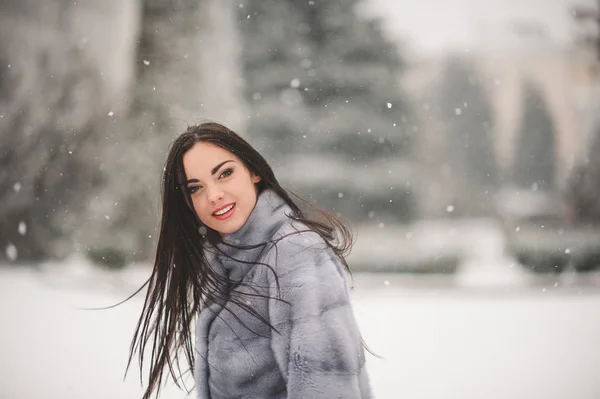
top-left (211, 216), bottom-right (247, 236)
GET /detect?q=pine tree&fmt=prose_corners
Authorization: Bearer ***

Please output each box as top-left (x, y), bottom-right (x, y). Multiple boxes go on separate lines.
top-left (241, 0), bottom-right (410, 158)
top-left (429, 55), bottom-right (498, 216)
top-left (438, 57), bottom-right (498, 186)
top-left (239, 0), bottom-right (416, 223)
top-left (566, 0), bottom-right (600, 224)
top-left (513, 81), bottom-right (556, 191)
top-left (566, 127), bottom-right (600, 222)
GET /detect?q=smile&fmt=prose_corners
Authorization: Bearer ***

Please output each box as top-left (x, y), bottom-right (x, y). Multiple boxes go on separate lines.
top-left (212, 203), bottom-right (236, 220)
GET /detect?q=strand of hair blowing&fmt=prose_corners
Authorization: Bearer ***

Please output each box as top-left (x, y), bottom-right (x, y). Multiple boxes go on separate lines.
top-left (126, 122), bottom-right (354, 399)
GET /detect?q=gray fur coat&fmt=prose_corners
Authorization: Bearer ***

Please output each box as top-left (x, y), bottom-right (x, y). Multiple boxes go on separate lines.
top-left (194, 189), bottom-right (373, 398)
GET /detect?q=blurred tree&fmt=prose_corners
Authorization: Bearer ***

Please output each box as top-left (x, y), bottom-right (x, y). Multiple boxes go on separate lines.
top-left (572, 1), bottom-right (600, 58)
top-left (565, 128), bottom-right (600, 223)
top-left (238, 0), bottom-right (417, 223)
top-left (99, 0), bottom-right (211, 261)
top-left (430, 55), bottom-right (498, 216)
top-left (0, 2), bottom-right (112, 262)
top-left (86, 0), bottom-right (246, 262)
top-left (567, 0), bottom-right (600, 223)
top-left (240, 0), bottom-right (411, 159)
top-left (513, 81), bottom-right (556, 191)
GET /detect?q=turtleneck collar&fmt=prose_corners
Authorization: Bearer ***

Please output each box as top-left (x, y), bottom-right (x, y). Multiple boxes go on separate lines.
top-left (221, 188), bottom-right (291, 248)
top-left (205, 188), bottom-right (294, 282)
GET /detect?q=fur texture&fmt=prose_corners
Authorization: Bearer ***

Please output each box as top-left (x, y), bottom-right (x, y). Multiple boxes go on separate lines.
top-left (194, 189), bottom-right (372, 398)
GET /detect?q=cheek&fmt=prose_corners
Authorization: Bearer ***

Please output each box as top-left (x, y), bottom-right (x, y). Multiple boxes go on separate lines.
top-left (191, 196), bottom-right (208, 221)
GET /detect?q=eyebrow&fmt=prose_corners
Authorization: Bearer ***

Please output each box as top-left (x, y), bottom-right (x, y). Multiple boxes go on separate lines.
top-left (183, 160), bottom-right (234, 185)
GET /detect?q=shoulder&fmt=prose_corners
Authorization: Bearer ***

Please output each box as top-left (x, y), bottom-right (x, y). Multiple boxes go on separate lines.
top-left (265, 223), bottom-right (345, 280)
top-left (270, 220), bottom-right (328, 258)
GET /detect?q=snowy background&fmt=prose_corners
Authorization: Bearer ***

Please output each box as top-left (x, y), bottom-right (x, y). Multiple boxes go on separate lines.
top-left (2, 0), bottom-right (600, 398)
top-left (3, 252), bottom-right (600, 399)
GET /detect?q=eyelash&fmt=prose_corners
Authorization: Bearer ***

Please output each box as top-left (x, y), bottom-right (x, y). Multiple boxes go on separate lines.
top-left (220, 169), bottom-right (233, 179)
top-left (188, 168), bottom-right (233, 194)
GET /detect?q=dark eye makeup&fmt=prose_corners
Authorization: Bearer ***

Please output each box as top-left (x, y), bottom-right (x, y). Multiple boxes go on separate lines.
top-left (186, 168), bottom-right (234, 194)
top-left (219, 168), bottom-right (233, 179)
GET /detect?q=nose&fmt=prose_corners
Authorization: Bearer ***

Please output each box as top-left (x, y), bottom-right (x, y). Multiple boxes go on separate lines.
top-left (206, 184), bottom-right (224, 204)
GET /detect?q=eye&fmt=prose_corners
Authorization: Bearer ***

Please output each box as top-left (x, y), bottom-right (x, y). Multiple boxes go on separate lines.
top-left (219, 168), bottom-right (233, 179)
top-left (188, 185), bottom-right (202, 194)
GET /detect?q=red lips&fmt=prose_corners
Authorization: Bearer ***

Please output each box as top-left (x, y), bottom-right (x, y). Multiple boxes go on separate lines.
top-left (212, 203), bottom-right (235, 215)
top-left (212, 203), bottom-right (236, 220)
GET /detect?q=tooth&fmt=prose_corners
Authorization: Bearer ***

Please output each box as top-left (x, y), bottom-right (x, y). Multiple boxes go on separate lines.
top-left (215, 204), bottom-right (233, 215)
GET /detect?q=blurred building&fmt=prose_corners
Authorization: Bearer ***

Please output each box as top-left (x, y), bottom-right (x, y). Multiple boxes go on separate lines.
top-left (402, 18), bottom-right (600, 190)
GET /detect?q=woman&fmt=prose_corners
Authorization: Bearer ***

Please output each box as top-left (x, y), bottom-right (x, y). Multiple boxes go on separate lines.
top-left (128, 122), bottom-right (372, 399)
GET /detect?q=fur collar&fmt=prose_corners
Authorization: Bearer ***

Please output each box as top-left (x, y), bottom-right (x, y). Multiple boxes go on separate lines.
top-left (204, 188), bottom-right (293, 283)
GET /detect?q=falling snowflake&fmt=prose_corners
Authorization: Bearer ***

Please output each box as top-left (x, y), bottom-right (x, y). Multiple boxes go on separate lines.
top-left (387, 102), bottom-right (392, 108)
top-left (446, 205), bottom-right (455, 213)
top-left (454, 108), bottom-right (462, 115)
top-left (13, 182), bottom-right (21, 193)
top-left (290, 78), bottom-right (300, 88)
top-left (5, 243), bottom-right (17, 261)
top-left (108, 111), bottom-right (114, 116)
top-left (18, 222), bottom-right (26, 236)
top-left (338, 192), bottom-right (344, 198)
top-left (143, 60), bottom-right (150, 66)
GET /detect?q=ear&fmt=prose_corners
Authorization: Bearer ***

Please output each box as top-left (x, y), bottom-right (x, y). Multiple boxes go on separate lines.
top-left (251, 172), bottom-right (261, 184)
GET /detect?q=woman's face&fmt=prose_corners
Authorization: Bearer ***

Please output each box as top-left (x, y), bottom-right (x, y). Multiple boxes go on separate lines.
top-left (182, 141), bottom-right (261, 235)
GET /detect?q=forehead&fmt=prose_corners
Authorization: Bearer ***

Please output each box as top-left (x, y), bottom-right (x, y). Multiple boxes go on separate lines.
top-left (182, 141), bottom-right (237, 176)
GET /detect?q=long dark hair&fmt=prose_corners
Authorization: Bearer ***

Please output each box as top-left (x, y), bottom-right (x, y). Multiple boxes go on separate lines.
top-left (127, 122), bottom-right (354, 399)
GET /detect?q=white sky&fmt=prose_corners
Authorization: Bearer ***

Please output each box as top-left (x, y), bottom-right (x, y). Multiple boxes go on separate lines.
top-left (363, 0), bottom-right (597, 58)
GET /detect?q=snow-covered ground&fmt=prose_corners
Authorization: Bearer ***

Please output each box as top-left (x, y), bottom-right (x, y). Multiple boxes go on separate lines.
top-left (2, 264), bottom-right (600, 399)
top-left (2, 219), bottom-right (600, 399)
